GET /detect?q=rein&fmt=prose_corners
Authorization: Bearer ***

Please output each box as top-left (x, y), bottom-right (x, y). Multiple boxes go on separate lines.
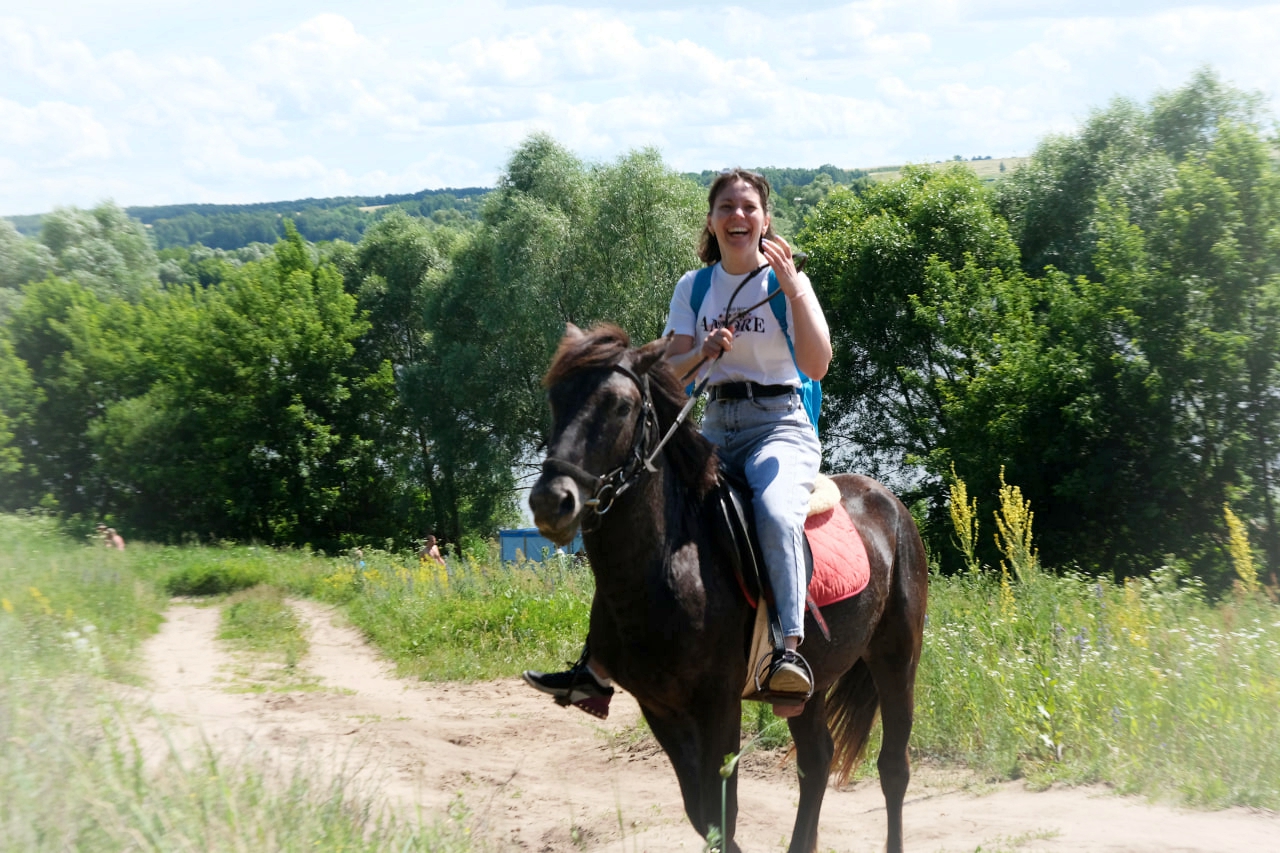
top-left (541, 252), bottom-right (808, 530)
top-left (540, 362), bottom-right (661, 527)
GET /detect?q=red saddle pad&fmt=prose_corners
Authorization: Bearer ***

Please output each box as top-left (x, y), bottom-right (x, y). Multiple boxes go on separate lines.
top-left (805, 500), bottom-right (870, 607)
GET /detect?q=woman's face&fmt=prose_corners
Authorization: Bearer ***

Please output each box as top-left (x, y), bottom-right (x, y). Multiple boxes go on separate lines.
top-left (708, 179), bottom-right (768, 256)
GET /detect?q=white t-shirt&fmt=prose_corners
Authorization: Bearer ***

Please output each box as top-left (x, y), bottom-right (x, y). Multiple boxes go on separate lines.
top-left (663, 264), bottom-right (809, 387)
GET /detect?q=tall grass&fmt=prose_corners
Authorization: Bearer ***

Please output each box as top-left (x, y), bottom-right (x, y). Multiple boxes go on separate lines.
top-left (912, 475), bottom-right (1280, 808)
top-left (0, 515), bottom-right (480, 850)
top-left (915, 564), bottom-right (1280, 807)
top-left (318, 548), bottom-right (594, 681)
top-left (6, 509), bottom-right (1279, 815)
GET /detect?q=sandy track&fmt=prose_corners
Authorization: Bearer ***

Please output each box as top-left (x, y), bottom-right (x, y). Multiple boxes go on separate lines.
top-left (137, 600), bottom-right (1280, 852)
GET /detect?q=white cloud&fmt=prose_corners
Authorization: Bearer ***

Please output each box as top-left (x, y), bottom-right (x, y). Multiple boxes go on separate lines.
top-left (1, 3), bottom-right (1279, 213)
top-left (0, 97), bottom-right (114, 163)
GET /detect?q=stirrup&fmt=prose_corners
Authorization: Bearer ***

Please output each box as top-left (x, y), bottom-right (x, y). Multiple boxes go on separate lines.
top-left (751, 648), bottom-right (814, 704)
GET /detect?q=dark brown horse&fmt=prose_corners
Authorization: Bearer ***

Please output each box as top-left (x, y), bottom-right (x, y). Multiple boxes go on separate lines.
top-left (529, 324), bottom-right (928, 853)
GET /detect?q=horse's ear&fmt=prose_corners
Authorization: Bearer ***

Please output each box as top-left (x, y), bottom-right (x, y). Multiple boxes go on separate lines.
top-left (633, 332), bottom-right (674, 376)
top-left (563, 322), bottom-right (585, 341)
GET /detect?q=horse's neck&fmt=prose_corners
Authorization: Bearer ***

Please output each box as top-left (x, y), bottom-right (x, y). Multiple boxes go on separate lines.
top-left (587, 463), bottom-right (694, 599)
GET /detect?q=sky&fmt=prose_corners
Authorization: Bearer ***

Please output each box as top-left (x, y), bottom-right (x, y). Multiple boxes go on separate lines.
top-left (2, 1), bottom-right (1278, 216)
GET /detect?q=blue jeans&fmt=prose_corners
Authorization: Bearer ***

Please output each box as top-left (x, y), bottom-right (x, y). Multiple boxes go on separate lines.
top-left (702, 390), bottom-right (820, 641)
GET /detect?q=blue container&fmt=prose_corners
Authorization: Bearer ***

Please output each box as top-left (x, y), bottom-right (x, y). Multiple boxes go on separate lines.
top-left (498, 527), bottom-right (583, 563)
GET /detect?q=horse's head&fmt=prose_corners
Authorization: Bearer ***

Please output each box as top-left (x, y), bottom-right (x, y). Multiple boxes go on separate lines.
top-left (529, 323), bottom-right (675, 545)
top-left (531, 323), bottom-right (720, 543)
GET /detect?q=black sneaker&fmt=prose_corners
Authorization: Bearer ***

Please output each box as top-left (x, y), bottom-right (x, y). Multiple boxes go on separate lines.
top-left (522, 667), bottom-right (614, 719)
top-left (763, 649), bottom-right (812, 696)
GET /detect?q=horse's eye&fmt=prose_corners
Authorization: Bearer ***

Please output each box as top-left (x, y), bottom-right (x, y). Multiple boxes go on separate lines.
top-left (615, 399), bottom-right (633, 417)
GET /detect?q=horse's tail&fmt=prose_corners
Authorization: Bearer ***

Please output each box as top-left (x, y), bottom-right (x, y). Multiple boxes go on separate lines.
top-left (825, 657), bottom-right (880, 784)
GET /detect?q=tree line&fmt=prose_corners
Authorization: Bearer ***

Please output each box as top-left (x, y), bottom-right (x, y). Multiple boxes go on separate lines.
top-left (0, 70), bottom-right (1275, 587)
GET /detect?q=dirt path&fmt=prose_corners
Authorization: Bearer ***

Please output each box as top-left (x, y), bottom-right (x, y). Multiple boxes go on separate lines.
top-left (137, 601), bottom-right (1279, 852)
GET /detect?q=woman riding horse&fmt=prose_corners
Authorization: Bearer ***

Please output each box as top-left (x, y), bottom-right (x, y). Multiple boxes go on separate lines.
top-left (524, 168), bottom-right (832, 717)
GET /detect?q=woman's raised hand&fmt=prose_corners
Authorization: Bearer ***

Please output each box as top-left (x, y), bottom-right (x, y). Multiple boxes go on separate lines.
top-left (760, 235), bottom-right (805, 298)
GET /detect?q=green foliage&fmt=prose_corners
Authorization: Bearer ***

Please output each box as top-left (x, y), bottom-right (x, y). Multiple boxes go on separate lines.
top-left (916, 564), bottom-right (1280, 808)
top-left (320, 547), bottom-right (594, 681)
top-left (0, 219), bottom-right (53, 291)
top-left (38, 202), bottom-right (159, 300)
top-left (415, 136), bottom-right (703, 538)
top-left (799, 162), bottom-right (1021, 494)
top-left (0, 514), bottom-right (164, 681)
top-left (84, 225), bottom-right (402, 547)
top-left (803, 70), bottom-right (1280, 583)
top-left (0, 335), bottom-right (38, 484)
top-left (163, 560), bottom-right (269, 597)
top-left (132, 188), bottom-right (488, 251)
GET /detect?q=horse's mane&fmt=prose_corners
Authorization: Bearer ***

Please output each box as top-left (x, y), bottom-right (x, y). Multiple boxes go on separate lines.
top-left (544, 324), bottom-right (719, 497)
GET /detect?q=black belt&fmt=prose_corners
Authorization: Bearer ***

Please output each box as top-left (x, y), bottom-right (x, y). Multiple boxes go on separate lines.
top-left (709, 382), bottom-right (795, 401)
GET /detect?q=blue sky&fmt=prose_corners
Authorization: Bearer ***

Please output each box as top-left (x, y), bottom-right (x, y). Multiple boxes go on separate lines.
top-left (2, 1), bottom-right (1278, 215)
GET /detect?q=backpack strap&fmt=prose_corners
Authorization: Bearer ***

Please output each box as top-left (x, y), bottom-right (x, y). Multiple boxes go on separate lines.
top-left (768, 272), bottom-right (822, 436)
top-left (691, 266), bottom-right (713, 316)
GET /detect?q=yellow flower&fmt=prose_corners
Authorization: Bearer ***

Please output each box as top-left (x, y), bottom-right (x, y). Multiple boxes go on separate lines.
top-left (2, 598), bottom-right (12, 613)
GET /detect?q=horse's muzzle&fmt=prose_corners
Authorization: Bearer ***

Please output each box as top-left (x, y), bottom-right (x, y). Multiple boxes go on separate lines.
top-left (529, 472), bottom-right (582, 546)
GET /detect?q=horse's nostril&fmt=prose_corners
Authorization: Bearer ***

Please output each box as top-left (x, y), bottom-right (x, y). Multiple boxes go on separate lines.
top-left (558, 491), bottom-right (576, 518)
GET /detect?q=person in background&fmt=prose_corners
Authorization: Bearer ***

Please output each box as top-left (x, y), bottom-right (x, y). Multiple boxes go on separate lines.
top-left (420, 535), bottom-right (446, 567)
top-left (106, 528), bottom-right (126, 550)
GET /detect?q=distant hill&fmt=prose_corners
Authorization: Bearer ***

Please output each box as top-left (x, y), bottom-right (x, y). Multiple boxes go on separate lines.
top-left (5, 159), bottom-right (1026, 251)
top-left (864, 156), bottom-right (1029, 184)
top-left (7, 187), bottom-right (490, 250)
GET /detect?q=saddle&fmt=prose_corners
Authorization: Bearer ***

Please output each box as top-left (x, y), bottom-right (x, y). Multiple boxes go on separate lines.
top-left (709, 463), bottom-right (817, 646)
top-left (709, 469), bottom-right (870, 704)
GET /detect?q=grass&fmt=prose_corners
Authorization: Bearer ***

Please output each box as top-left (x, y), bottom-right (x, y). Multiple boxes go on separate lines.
top-left (320, 548), bottom-right (594, 681)
top-left (914, 563), bottom-right (1280, 808)
top-left (218, 584), bottom-right (318, 692)
top-left (219, 585), bottom-right (308, 657)
top-left (0, 514), bottom-right (482, 851)
top-left (5, 508), bottom-right (1280, 827)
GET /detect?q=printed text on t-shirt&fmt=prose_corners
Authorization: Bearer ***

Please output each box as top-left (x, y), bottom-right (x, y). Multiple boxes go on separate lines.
top-left (702, 313), bottom-right (766, 334)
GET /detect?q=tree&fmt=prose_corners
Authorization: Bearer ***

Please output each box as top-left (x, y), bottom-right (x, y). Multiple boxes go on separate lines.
top-left (406, 135), bottom-right (704, 541)
top-left (0, 219), bottom-right (53, 291)
top-left (803, 71), bottom-right (1280, 583)
top-left (799, 164), bottom-right (1021, 494)
top-left (39, 202), bottom-right (159, 301)
top-left (89, 222), bottom-right (400, 547)
top-left (0, 333), bottom-right (39, 494)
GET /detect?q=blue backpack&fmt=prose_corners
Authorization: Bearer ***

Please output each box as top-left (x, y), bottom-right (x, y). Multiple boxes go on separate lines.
top-left (690, 266), bottom-right (822, 437)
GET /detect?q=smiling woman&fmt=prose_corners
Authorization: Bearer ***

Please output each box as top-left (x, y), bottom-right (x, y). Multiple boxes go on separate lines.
top-left (525, 168), bottom-right (833, 713)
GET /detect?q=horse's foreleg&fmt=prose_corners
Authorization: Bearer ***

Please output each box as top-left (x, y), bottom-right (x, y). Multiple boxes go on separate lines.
top-left (640, 701), bottom-right (742, 845)
top-left (784, 693), bottom-right (832, 853)
top-left (641, 709), bottom-right (704, 823)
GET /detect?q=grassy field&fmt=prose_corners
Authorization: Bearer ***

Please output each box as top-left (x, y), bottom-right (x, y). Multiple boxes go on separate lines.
top-left (867, 156), bottom-right (1029, 184)
top-left (3, 507), bottom-right (1279, 849)
top-left (0, 514), bottom-right (477, 851)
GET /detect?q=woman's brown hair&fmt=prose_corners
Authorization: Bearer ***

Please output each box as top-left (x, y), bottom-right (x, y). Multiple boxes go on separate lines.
top-left (697, 168), bottom-right (777, 265)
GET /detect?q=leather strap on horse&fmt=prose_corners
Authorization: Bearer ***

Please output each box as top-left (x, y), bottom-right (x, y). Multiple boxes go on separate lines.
top-left (542, 363), bottom-right (658, 527)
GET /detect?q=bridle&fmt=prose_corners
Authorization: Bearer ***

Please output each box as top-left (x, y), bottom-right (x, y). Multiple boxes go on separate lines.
top-left (539, 253), bottom-right (807, 530)
top-left (539, 361), bottom-right (662, 527)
